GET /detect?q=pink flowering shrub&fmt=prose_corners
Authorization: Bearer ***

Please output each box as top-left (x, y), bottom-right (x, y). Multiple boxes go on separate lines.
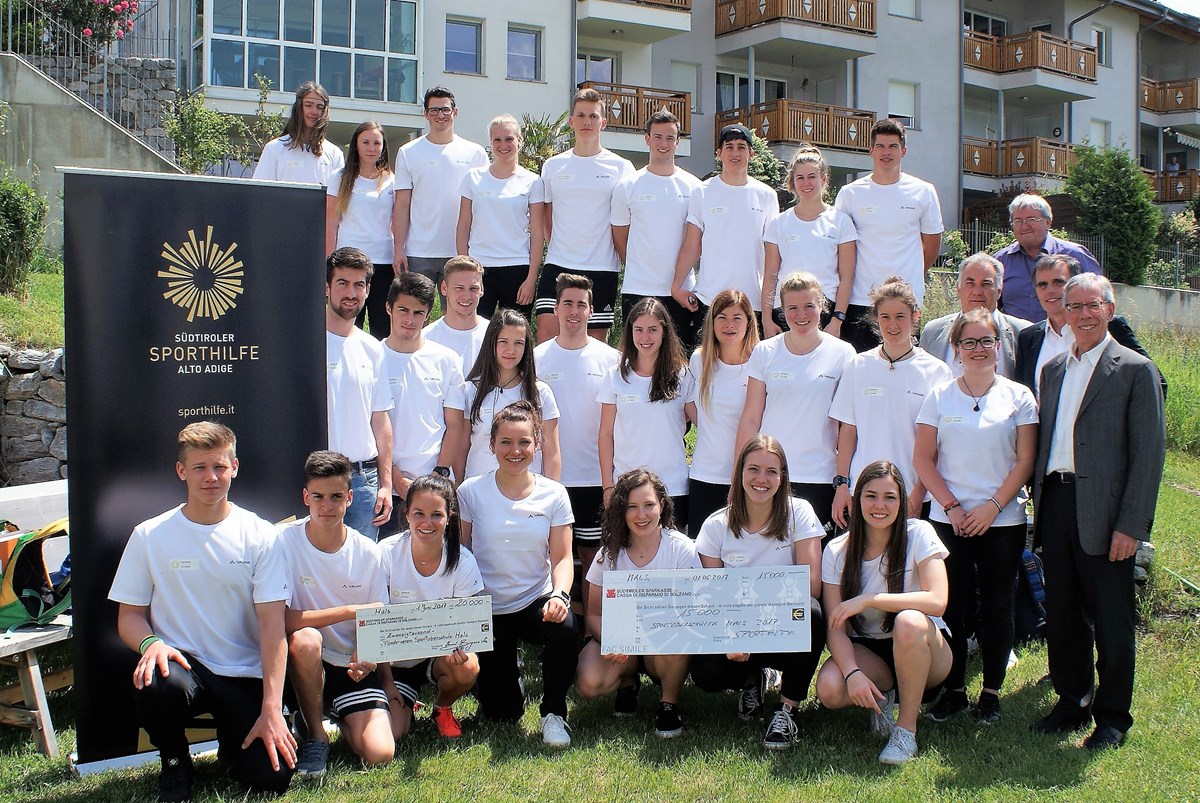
top-left (45, 0), bottom-right (139, 46)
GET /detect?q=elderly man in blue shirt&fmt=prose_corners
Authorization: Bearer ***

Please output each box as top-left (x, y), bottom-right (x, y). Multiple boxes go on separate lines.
top-left (993, 194), bottom-right (1100, 323)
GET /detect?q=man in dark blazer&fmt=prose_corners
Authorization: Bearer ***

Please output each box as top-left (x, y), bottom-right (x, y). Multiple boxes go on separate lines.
top-left (920, 252), bottom-right (1030, 378)
top-left (1014, 255), bottom-right (1166, 399)
top-left (1030, 273), bottom-right (1165, 750)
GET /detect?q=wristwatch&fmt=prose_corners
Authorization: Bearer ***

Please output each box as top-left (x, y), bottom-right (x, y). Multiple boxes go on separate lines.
top-left (832, 475), bottom-right (851, 489)
top-left (832, 310), bottom-right (847, 322)
top-left (433, 465), bottom-right (451, 479)
top-left (555, 590), bottom-right (572, 605)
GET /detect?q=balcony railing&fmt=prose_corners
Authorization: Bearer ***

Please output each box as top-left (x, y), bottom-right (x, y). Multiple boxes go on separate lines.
top-left (962, 137), bottom-right (1075, 179)
top-left (716, 99), bottom-right (876, 152)
top-left (1145, 169), bottom-right (1200, 203)
top-left (1141, 77), bottom-right (1200, 113)
top-left (580, 82), bottom-right (692, 136)
top-left (716, 0), bottom-right (876, 37)
top-left (963, 30), bottom-right (1096, 82)
top-left (578, 0), bottom-right (692, 8)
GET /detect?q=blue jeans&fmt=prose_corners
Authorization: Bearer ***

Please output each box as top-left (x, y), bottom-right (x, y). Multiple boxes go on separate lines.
top-left (345, 465), bottom-right (379, 541)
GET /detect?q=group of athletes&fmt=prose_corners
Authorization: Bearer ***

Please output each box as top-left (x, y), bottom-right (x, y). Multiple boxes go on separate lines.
top-left (109, 79), bottom-right (1165, 803)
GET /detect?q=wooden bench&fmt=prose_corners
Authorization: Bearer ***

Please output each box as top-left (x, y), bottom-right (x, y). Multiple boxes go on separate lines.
top-left (0, 615), bottom-right (73, 758)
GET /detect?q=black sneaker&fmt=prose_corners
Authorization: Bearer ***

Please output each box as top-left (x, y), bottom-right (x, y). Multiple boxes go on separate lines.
top-left (763, 704), bottom-right (799, 750)
top-left (294, 737), bottom-right (331, 781)
top-left (157, 754), bottom-right (193, 803)
top-left (973, 691), bottom-right (1001, 724)
top-left (614, 675), bottom-right (641, 717)
top-left (737, 669), bottom-right (767, 720)
top-left (925, 688), bottom-right (969, 722)
top-left (654, 702), bottom-right (683, 738)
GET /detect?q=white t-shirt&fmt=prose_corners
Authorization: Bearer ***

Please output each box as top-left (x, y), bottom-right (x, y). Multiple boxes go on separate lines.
top-left (822, 520), bottom-right (949, 639)
top-left (610, 167), bottom-right (703, 296)
top-left (834, 173), bottom-right (943, 306)
top-left (688, 176), bottom-right (780, 310)
top-left (327, 328), bottom-right (393, 462)
top-left (457, 472), bottom-right (574, 615)
top-left (276, 520), bottom-right (386, 667)
top-left (916, 375), bottom-right (1038, 526)
top-left (586, 528), bottom-right (700, 586)
top-left (688, 351), bottom-right (751, 485)
top-left (534, 338), bottom-right (621, 487)
top-left (541, 148), bottom-right (635, 271)
top-left (108, 504), bottom-right (287, 678)
top-left (252, 136), bottom-right (344, 186)
top-left (326, 171), bottom-right (396, 264)
top-left (395, 135), bottom-right (489, 257)
top-left (747, 333), bottom-right (856, 483)
top-left (448, 380), bottom-right (560, 480)
top-left (829, 348), bottom-right (953, 493)
top-left (459, 166), bottom-right (545, 267)
top-left (696, 497), bottom-right (824, 568)
top-left (381, 531), bottom-right (485, 603)
top-left (763, 206), bottom-right (857, 306)
top-left (383, 340), bottom-right (465, 476)
top-left (422, 316), bottom-right (490, 377)
top-left (596, 366), bottom-right (697, 496)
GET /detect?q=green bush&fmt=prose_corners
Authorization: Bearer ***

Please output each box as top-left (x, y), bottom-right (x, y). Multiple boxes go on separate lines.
top-left (162, 90), bottom-right (242, 174)
top-left (0, 171), bottom-right (49, 296)
top-left (1065, 144), bottom-right (1160, 285)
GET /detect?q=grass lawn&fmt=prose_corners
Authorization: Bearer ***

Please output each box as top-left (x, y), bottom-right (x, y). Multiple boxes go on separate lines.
top-left (0, 274), bottom-right (64, 351)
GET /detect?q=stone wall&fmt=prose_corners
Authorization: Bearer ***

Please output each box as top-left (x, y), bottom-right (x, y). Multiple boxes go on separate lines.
top-left (0, 346), bottom-right (67, 485)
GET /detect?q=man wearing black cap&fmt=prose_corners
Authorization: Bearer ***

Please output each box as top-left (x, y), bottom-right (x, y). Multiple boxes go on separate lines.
top-left (834, 118), bottom-right (943, 352)
top-left (671, 123), bottom-right (779, 331)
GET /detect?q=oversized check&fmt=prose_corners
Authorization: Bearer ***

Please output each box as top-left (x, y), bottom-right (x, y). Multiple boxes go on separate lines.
top-left (600, 566), bottom-right (810, 655)
top-left (355, 596), bottom-right (493, 664)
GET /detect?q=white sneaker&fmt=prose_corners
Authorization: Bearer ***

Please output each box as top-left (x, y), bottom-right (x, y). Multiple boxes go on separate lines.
top-left (1007, 649), bottom-right (1019, 669)
top-left (869, 687), bottom-right (897, 737)
top-left (879, 725), bottom-right (918, 765)
top-left (540, 713), bottom-right (571, 748)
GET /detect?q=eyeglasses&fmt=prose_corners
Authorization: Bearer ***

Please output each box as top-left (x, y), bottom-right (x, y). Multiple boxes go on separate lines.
top-left (1011, 216), bottom-right (1047, 227)
top-left (956, 336), bottom-right (998, 351)
top-left (426, 106), bottom-right (454, 116)
top-left (1064, 301), bottom-right (1107, 314)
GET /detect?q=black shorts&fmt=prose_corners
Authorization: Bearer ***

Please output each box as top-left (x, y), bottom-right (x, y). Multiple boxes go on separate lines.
top-left (566, 485), bottom-right (605, 546)
top-left (322, 660), bottom-right (389, 718)
top-left (850, 632), bottom-right (947, 704)
top-left (480, 264), bottom-right (534, 321)
top-left (534, 264), bottom-right (619, 329)
top-left (390, 658), bottom-right (437, 709)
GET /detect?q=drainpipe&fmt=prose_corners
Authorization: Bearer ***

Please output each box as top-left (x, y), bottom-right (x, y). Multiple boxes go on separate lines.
top-left (1137, 9), bottom-right (1171, 170)
top-left (570, 0), bottom-right (578, 104)
top-left (959, 0), bottom-right (965, 226)
top-left (1065, 0), bottom-right (1115, 145)
top-left (748, 45), bottom-right (756, 106)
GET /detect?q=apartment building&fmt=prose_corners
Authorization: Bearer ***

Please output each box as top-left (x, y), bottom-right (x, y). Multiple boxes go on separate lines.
top-left (159, 0), bottom-right (1200, 221)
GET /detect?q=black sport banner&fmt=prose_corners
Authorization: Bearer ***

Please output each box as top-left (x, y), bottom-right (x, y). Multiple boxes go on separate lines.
top-left (63, 170), bottom-right (327, 766)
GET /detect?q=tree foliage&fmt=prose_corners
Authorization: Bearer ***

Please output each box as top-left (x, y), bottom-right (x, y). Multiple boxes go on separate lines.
top-left (162, 89), bottom-right (241, 174)
top-left (518, 112), bottom-right (573, 173)
top-left (1064, 143), bottom-right (1160, 285)
top-left (712, 130), bottom-right (785, 189)
top-left (0, 170), bottom-right (48, 297)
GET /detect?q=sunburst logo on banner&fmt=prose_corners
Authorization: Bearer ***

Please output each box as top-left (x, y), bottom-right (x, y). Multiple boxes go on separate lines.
top-left (159, 226), bottom-right (245, 322)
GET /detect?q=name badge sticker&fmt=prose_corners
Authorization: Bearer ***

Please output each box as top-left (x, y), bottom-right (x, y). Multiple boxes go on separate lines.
top-left (619, 394), bottom-right (639, 404)
top-left (168, 559), bottom-right (198, 571)
top-left (544, 372), bottom-right (564, 381)
top-left (944, 415), bottom-right (965, 424)
top-left (770, 371), bottom-right (793, 381)
top-left (858, 206), bottom-right (877, 214)
top-left (710, 206), bottom-right (727, 215)
top-left (863, 387), bottom-right (883, 397)
top-left (558, 174), bottom-right (575, 181)
top-left (298, 575), bottom-right (316, 587)
top-left (637, 194), bottom-right (656, 202)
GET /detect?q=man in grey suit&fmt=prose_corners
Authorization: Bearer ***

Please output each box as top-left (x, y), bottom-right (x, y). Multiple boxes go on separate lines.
top-left (1030, 273), bottom-right (1165, 750)
top-left (920, 252), bottom-right (1030, 378)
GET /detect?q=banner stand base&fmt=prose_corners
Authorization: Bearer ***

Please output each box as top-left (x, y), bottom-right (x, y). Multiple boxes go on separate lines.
top-left (71, 741), bottom-right (219, 777)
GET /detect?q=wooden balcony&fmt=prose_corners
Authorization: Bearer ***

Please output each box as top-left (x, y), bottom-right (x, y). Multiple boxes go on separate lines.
top-left (633, 0), bottom-right (691, 7)
top-left (1141, 77), bottom-right (1200, 113)
top-left (1145, 169), bottom-right (1200, 203)
top-left (580, 82), bottom-right (691, 137)
top-left (715, 99), bottom-right (876, 152)
top-left (963, 30), bottom-right (1096, 82)
top-left (962, 137), bottom-right (1075, 179)
top-left (716, 0), bottom-right (875, 37)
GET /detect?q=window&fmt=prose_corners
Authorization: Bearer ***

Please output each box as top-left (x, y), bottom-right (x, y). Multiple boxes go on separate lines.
top-left (322, 0), bottom-right (350, 47)
top-left (887, 80), bottom-right (918, 128)
top-left (577, 52), bottom-right (617, 85)
top-left (890, 0), bottom-right (918, 19)
top-left (508, 27), bottom-right (541, 81)
top-left (388, 57), bottom-right (417, 103)
top-left (245, 0), bottom-right (279, 39)
top-left (320, 50), bottom-right (351, 97)
top-left (283, 0), bottom-right (313, 43)
top-left (1089, 119), bottom-right (1110, 146)
top-left (963, 9), bottom-right (1006, 37)
top-left (356, 0), bottom-right (386, 51)
top-left (1091, 25), bottom-right (1110, 67)
top-left (390, 0), bottom-right (416, 54)
top-left (716, 72), bottom-right (786, 112)
top-left (213, 0), bottom-right (242, 35)
top-left (210, 39), bottom-right (244, 86)
top-left (446, 19), bottom-right (482, 75)
top-left (283, 46), bottom-right (316, 93)
top-left (671, 61), bottom-right (700, 113)
top-left (247, 43), bottom-right (280, 88)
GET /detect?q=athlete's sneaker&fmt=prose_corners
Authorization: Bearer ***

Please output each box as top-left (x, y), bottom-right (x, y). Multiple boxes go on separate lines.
top-left (869, 688), bottom-right (897, 737)
top-left (737, 669), bottom-right (767, 720)
top-left (654, 702), bottom-right (683, 739)
top-left (540, 713), bottom-right (571, 748)
top-left (432, 705), bottom-right (463, 738)
top-left (972, 691), bottom-right (1001, 724)
top-left (764, 668), bottom-right (782, 692)
top-left (157, 754), bottom-right (193, 803)
top-left (925, 688), bottom-right (969, 723)
top-left (614, 676), bottom-right (641, 717)
top-left (294, 737), bottom-right (331, 781)
top-left (879, 725), bottom-right (919, 765)
top-left (763, 704), bottom-right (799, 750)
